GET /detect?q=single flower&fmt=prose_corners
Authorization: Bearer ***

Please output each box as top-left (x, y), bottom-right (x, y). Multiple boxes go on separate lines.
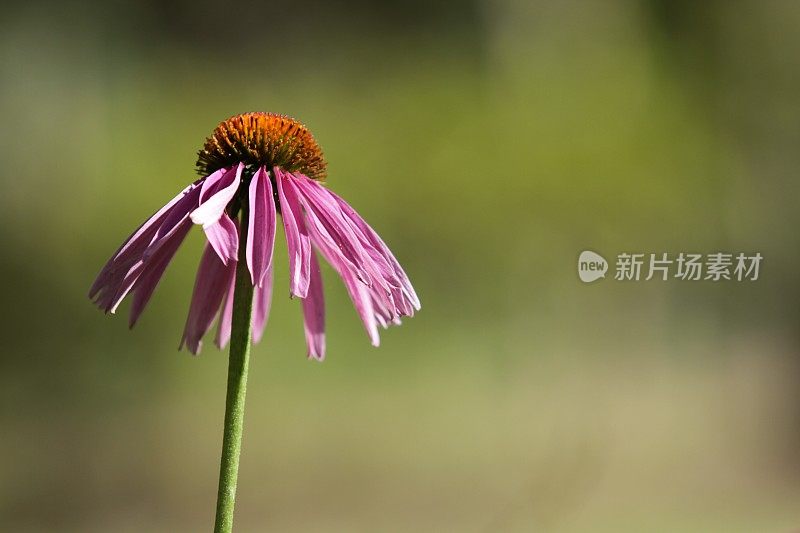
top-left (89, 112), bottom-right (420, 359)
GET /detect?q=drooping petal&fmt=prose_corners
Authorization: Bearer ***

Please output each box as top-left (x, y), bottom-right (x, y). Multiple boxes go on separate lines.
top-left (275, 167), bottom-right (311, 298)
top-left (214, 263), bottom-right (237, 349)
top-left (329, 188), bottom-right (421, 311)
top-left (89, 181), bottom-right (200, 308)
top-left (252, 264), bottom-right (274, 343)
top-left (92, 188), bottom-right (202, 315)
top-left (246, 166), bottom-right (277, 286)
top-left (288, 174), bottom-right (372, 286)
top-left (193, 167), bottom-right (241, 264)
top-left (128, 219), bottom-right (193, 327)
top-left (339, 266), bottom-right (380, 346)
top-left (290, 173), bottom-right (412, 326)
top-left (204, 211), bottom-right (239, 266)
top-left (301, 251), bottom-right (326, 360)
top-left (309, 233), bottom-right (380, 346)
top-left (366, 282), bottom-right (399, 328)
top-left (289, 172), bottom-right (422, 345)
top-left (98, 260), bottom-right (145, 315)
top-left (296, 177), bottom-right (401, 301)
top-left (181, 244), bottom-right (236, 355)
top-left (189, 163), bottom-right (242, 265)
top-left (141, 184), bottom-right (203, 261)
top-left (190, 164), bottom-right (243, 228)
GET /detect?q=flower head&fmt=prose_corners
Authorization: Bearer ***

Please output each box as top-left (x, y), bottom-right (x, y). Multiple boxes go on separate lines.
top-left (196, 112), bottom-right (327, 180)
top-left (90, 112), bottom-right (420, 358)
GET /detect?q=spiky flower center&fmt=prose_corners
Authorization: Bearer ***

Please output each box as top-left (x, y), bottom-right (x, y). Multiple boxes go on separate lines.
top-left (196, 112), bottom-right (327, 180)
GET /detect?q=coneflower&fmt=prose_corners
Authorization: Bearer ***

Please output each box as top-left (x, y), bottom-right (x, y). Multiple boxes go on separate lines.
top-left (89, 112), bottom-right (420, 532)
top-left (90, 112), bottom-right (419, 356)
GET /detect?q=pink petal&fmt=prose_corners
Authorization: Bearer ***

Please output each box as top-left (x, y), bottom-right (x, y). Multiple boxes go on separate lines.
top-left (246, 167), bottom-right (277, 286)
top-left (288, 175), bottom-right (371, 285)
top-left (218, 256), bottom-right (273, 348)
top-left (128, 219), bottom-right (193, 327)
top-left (181, 244), bottom-right (236, 355)
top-left (89, 181), bottom-right (200, 307)
top-left (340, 266), bottom-right (380, 346)
top-left (103, 260), bottom-right (146, 314)
top-left (204, 212), bottom-right (239, 266)
top-left (190, 163), bottom-right (242, 228)
top-left (252, 264), bottom-right (274, 344)
top-left (290, 174), bottom-right (407, 323)
top-left (301, 251), bottom-right (326, 360)
top-left (275, 167), bottom-right (311, 298)
top-left (311, 237), bottom-right (380, 347)
top-left (142, 184), bottom-right (203, 261)
top-left (106, 186), bottom-right (203, 315)
top-left (329, 188), bottom-right (421, 311)
top-left (214, 262), bottom-right (238, 349)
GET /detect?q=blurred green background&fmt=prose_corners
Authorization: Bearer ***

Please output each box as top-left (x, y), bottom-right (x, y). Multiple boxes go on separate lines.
top-left (2, 1), bottom-right (800, 531)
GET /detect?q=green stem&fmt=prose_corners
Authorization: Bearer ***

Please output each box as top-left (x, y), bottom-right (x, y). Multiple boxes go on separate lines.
top-left (214, 207), bottom-right (254, 533)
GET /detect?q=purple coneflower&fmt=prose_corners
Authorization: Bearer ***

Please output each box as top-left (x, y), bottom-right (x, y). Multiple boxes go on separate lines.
top-left (90, 112), bottom-right (420, 533)
top-left (90, 112), bottom-right (419, 359)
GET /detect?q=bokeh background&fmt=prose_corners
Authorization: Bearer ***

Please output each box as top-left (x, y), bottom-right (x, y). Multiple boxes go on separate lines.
top-left (2, 1), bottom-right (800, 531)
